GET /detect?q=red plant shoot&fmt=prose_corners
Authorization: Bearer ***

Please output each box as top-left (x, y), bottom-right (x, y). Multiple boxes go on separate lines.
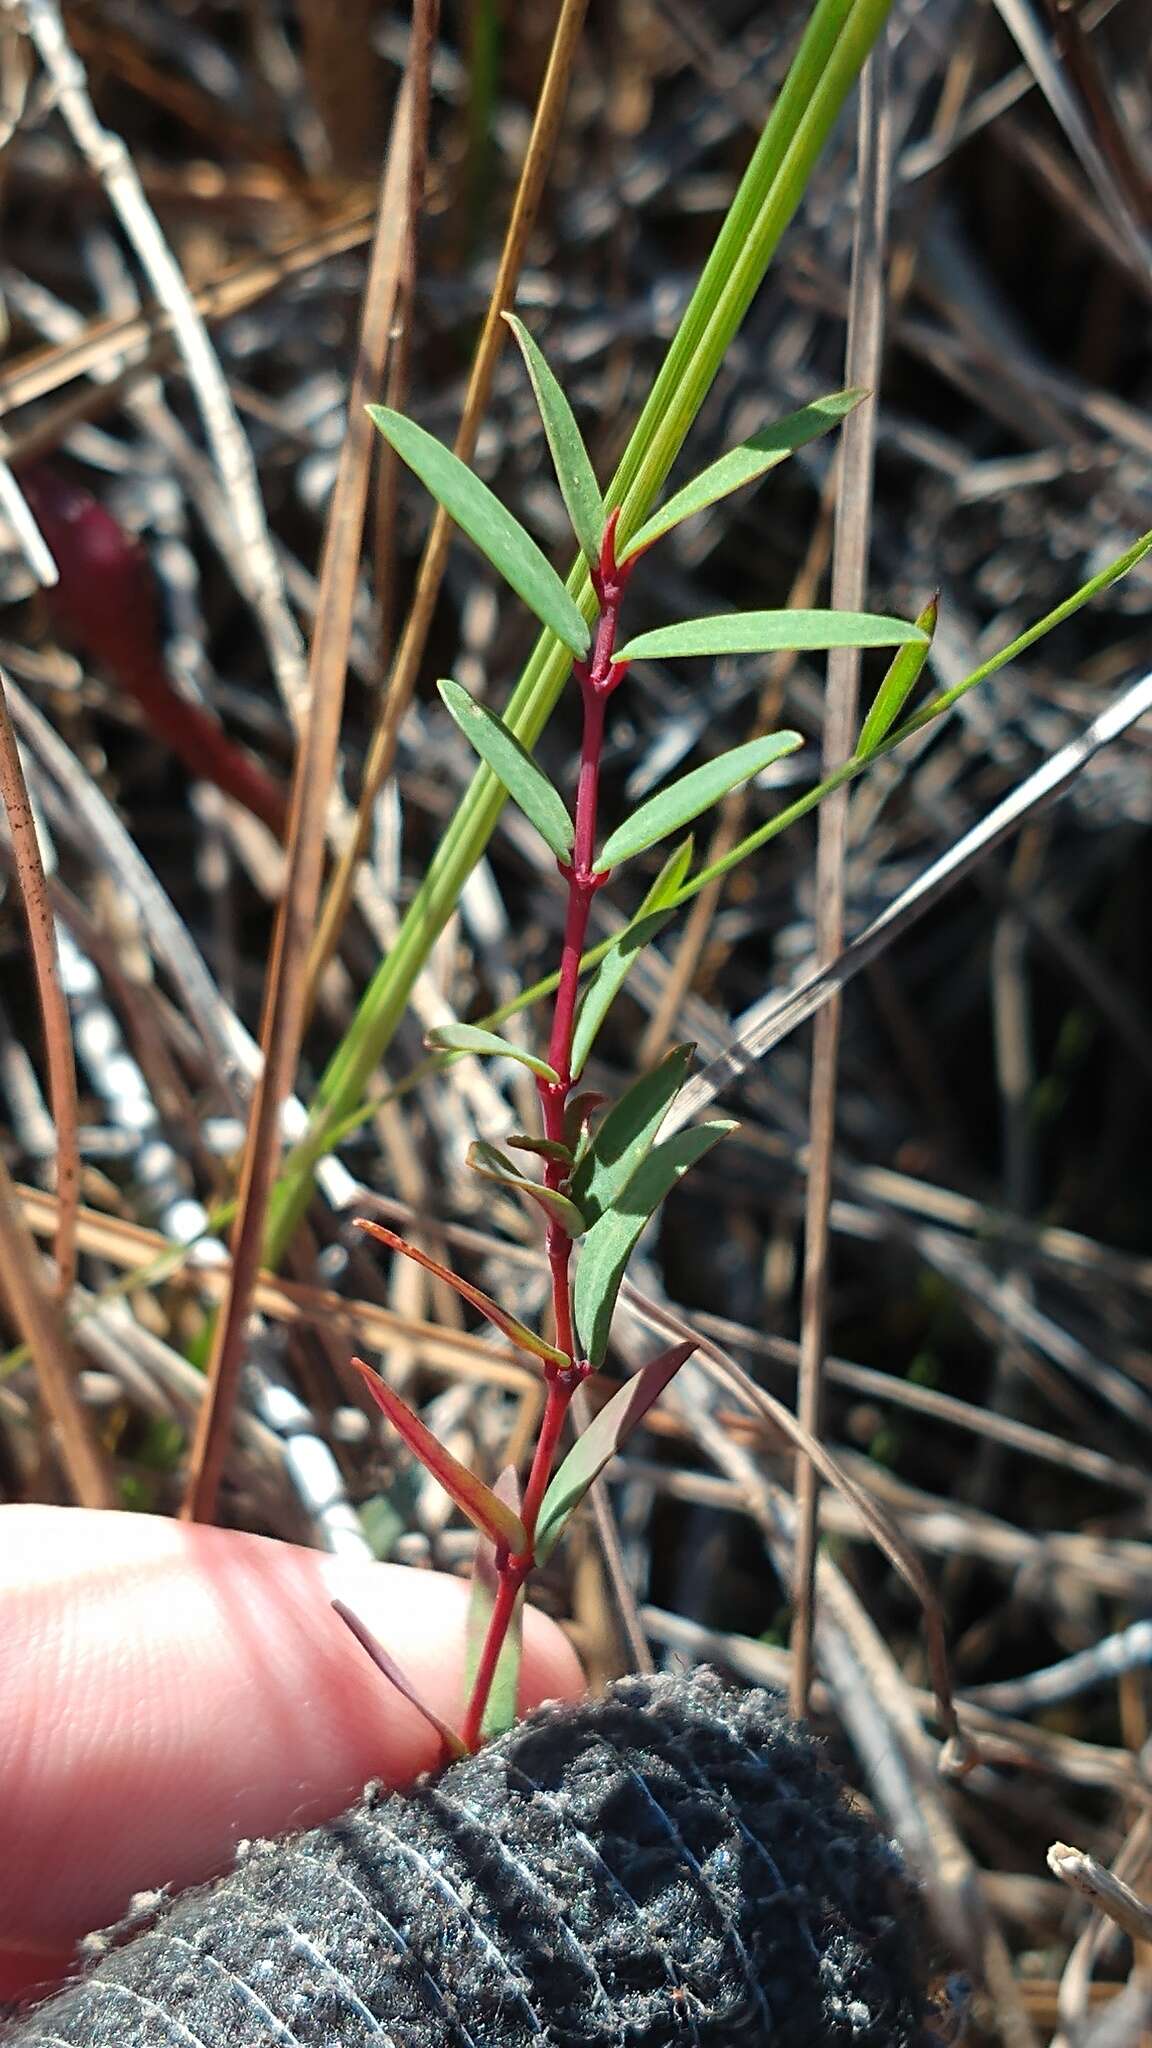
top-left (18, 461), bottom-right (290, 839)
top-left (458, 510), bottom-right (638, 1748)
top-left (351, 366), bottom-right (902, 1754)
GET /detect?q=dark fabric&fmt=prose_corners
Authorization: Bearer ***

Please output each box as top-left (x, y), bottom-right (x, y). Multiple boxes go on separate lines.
top-left (5, 1669), bottom-right (929, 2047)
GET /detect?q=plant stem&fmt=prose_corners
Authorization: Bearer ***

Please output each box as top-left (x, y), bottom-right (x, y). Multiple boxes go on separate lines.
top-left (462, 518), bottom-right (633, 1745)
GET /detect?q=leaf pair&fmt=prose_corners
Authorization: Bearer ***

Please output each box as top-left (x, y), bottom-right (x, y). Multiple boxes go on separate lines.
top-left (467, 1140), bottom-right (586, 1236)
top-left (371, 320), bottom-right (876, 657)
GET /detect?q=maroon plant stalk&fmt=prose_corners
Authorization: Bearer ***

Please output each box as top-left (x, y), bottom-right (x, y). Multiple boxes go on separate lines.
top-left (461, 511), bottom-right (636, 1751)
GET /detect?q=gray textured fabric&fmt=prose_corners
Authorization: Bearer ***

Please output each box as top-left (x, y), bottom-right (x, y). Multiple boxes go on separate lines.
top-left (5, 1670), bottom-right (930, 2047)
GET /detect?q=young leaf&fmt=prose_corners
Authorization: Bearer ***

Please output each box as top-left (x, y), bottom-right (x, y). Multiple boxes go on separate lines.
top-left (465, 1467), bottom-right (524, 1741)
top-left (563, 1090), bottom-right (606, 1156)
top-left (568, 1042), bottom-right (694, 1227)
top-left (596, 733), bottom-right (802, 870)
top-left (615, 609), bottom-right (929, 664)
top-left (506, 1133), bottom-right (573, 1166)
top-left (573, 1120), bottom-right (736, 1366)
top-left (503, 314), bottom-right (604, 570)
top-left (367, 405), bottom-right (591, 658)
top-left (856, 594), bottom-right (939, 758)
top-left (467, 1141), bottom-right (587, 1236)
top-left (534, 1340), bottom-right (697, 1562)
top-left (569, 836), bottom-right (694, 1078)
top-left (425, 1021), bottom-right (561, 1085)
top-left (618, 390), bottom-right (865, 563)
top-left (351, 1359), bottom-right (529, 1553)
top-left (438, 678), bottom-right (573, 858)
top-left (355, 1220), bottom-right (568, 1369)
top-left (332, 1600), bottom-right (467, 1759)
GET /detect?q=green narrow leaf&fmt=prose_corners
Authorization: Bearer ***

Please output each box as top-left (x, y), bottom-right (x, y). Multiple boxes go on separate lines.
top-left (618, 390), bottom-right (865, 563)
top-left (570, 911), bottom-right (675, 1080)
top-left (467, 1141), bottom-right (588, 1236)
top-left (438, 679), bottom-right (573, 858)
top-left (367, 405), bottom-right (591, 658)
top-left (465, 1467), bottom-right (524, 1741)
top-left (425, 1022), bottom-right (561, 1084)
top-left (615, 609), bottom-right (929, 664)
top-left (534, 1340), bottom-right (697, 1563)
top-left (569, 837), bottom-right (694, 1079)
top-left (356, 1220), bottom-right (568, 1369)
top-left (597, 733), bottom-right (802, 870)
top-left (569, 1043), bottom-right (694, 1227)
top-left (855, 594), bottom-right (939, 758)
top-left (351, 1359), bottom-right (529, 1552)
top-left (332, 1600), bottom-right (467, 1758)
top-left (504, 314), bottom-right (604, 570)
top-left (573, 1120), bottom-right (736, 1366)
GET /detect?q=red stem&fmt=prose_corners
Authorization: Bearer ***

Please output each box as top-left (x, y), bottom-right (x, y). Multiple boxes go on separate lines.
top-left (463, 515), bottom-right (634, 1746)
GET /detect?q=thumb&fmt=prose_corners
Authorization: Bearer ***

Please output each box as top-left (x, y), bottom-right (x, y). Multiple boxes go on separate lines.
top-left (0, 1505), bottom-right (583, 1997)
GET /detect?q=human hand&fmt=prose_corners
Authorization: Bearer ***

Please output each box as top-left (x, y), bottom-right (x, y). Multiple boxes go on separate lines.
top-left (0, 1505), bottom-right (583, 2003)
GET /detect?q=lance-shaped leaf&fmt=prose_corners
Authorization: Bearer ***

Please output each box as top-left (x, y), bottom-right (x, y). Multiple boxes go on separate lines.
top-left (618, 390), bottom-right (865, 563)
top-left (504, 314), bottom-right (604, 570)
top-left (573, 1120), bottom-right (736, 1366)
top-left (425, 1021), bottom-right (561, 1085)
top-left (351, 1357), bottom-right (529, 1553)
top-left (856, 594), bottom-right (939, 758)
top-left (596, 733), bottom-right (802, 870)
top-left (356, 1220), bottom-right (568, 1369)
top-left (465, 1467), bottom-right (524, 1742)
top-left (615, 609), bottom-right (929, 664)
top-left (570, 837), bottom-right (693, 1078)
top-left (535, 1340), bottom-right (697, 1563)
top-left (467, 1141), bottom-right (587, 1236)
top-left (332, 1600), bottom-right (466, 1759)
top-left (438, 678), bottom-right (573, 857)
top-left (367, 405), bottom-right (591, 658)
top-left (569, 1042), bottom-right (693, 1227)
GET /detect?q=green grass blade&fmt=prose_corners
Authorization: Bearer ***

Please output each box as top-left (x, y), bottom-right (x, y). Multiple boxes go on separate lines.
top-left (616, 610), bottom-right (926, 664)
top-left (618, 390), bottom-right (864, 562)
top-left (597, 733), bottom-right (802, 868)
top-left (368, 405), bottom-right (590, 657)
top-left (438, 678), bottom-right (573, 857)
top-left (504, 314), bottom-right (604, 568)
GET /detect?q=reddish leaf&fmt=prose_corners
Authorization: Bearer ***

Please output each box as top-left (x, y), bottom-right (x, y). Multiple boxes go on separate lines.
top-left (535, 1340), bottom-right (697, 1562)
top-left (331, 1599), bottom-right (466, 1759)
top-left (356, 1220), bottom-right (567, 1369)
top-left (351, 1358), bottom-right (529, 1554)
